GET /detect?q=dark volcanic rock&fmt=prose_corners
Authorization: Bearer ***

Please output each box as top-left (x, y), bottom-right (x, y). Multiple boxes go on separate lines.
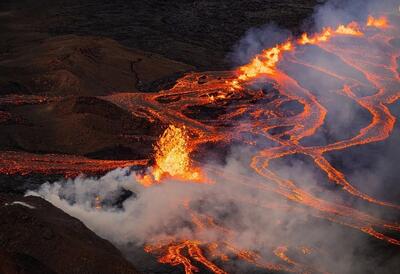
top-left (0, 249), bottom-right (56, 274)
top-left (0, 174), bottom-right (63, 195)
top-left (0, 35), bottom-right (193, 96)
top-left (0, 0), bottom-right (324, 160)
top-left (0, 96), bottom-right (163, 158)
top-left (0, 193), bottom-right (139, 274)
top-left (0, 0), bottom-right (324, 70)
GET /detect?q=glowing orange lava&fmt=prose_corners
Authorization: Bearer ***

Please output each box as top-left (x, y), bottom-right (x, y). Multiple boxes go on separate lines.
top-left (234, 22), bottom-right (365, 87)
top-left (145, 240), bottom-right (228, 274)
top-left (335, 22), bottom-right (363, 36)
top-left (367, 15), bottom-right (389, 28)
top-left (138, 14), bottom-right (400, 273)
top-left (137, 125), bottom-right (203, 186)
top-left (237, 41), bottom-right (293, 81)
top-left (1, 12), bottom-right (399, 274)
top-left (298, 28), bottom-right (333, 45)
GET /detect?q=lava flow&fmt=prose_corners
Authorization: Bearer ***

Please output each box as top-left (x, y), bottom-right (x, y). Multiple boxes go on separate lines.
top-left (235, 21), bottom-right (365, 85)
top-left (2, 9), bottom-right (400, 274)
top-left (137, 14), bottom-right (400, 274)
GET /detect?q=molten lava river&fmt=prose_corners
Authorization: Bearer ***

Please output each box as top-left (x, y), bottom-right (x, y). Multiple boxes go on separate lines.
top-left (3, 14), bottom-right (400, 274)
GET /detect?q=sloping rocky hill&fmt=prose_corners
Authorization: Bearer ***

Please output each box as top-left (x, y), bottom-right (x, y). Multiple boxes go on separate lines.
top-left (0, 193), bottom-right (140, 274)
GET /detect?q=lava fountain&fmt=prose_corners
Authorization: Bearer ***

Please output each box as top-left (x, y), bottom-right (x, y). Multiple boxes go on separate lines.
top-left (138, 125), bottom-right (203, 186)
top-left (22, 6), bottom-right (400, 274)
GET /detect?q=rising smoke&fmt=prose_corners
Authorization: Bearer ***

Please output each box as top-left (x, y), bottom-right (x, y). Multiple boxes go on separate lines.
top-left (28, 0), bottom-right (399, 273)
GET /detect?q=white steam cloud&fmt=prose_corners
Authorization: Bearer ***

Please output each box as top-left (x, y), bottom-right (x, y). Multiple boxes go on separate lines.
top-left (27, 0), bottom-right (400, 273)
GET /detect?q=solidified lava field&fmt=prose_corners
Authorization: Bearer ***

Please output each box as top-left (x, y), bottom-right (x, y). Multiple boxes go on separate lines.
top-left (0, 1), bottom-right (400, 274)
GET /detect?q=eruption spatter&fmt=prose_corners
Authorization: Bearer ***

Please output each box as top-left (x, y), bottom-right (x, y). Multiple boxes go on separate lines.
top-left (22, 8), bottom-right (400, 274)
top-left (137, 13), bottom-right (400, 273)
top-left (137, 125), bottom-right (203, 186)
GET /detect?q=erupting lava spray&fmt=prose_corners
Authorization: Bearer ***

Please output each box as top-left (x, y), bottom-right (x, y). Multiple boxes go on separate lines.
top-left (138, 125), bottom-right (203, 186)
top-left (25, 2), bottom-right (400, 273)
top-left (138, 11), bottom-right (400, 273)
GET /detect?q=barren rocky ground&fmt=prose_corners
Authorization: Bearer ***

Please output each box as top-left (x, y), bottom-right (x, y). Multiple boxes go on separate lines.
top-left (0, 1), bottom-right (324, 273)
top-left (4, 1), bottom-right (399, 274)
top-left (0, 194), bottom-right (140, 274)
top-left (0, 0), bottom-right (323, 161)
top-left (1, 0), bottom-right (323, 70)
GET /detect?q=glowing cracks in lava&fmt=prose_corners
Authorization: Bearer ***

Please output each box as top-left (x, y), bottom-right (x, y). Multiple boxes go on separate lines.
top-left (137, 125), bottom-right (203, 186)
top-left (139, 13), bottom-right (399, 274)
top-left (145, 241), bottom-right (228, 274)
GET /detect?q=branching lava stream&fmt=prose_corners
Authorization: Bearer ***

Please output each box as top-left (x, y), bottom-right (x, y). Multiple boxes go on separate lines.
top-left (136, 15), bottom-right (400, 273)
top-left (2, 12), bottom-right (400, 274)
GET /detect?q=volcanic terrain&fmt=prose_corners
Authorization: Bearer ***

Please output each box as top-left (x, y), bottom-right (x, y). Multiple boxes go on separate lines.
top-left (1, 1), bottom-right (400, 274)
